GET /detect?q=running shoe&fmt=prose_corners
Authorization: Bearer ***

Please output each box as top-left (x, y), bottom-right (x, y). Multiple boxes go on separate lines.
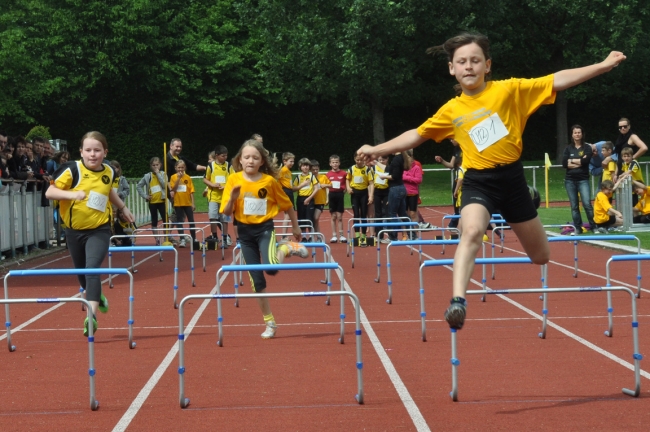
top-left (226, 235), bottom-right (233, 246)
top-left (261, 321), bottom-right (277, 339)
top-left (98, 293), bottom-right (109, 313)
top-left (280, 240), bottom-right (309, 258)
top-left (444, 299), bottom-right (467, 330)
top-left (179, 239), bottom-right (186, 248)
top-left (380, 238), bottom-right (391, 244)
top-left (330, 236), bottom-right (338, 243)
top-left (339, 236), bottom-right (347, 243)
top-left (83, 316), bottom-right (98, 337)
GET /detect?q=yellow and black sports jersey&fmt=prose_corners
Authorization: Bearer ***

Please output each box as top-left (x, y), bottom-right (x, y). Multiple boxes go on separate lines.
top-left (346, 165), bottom-right (374, 190)
top-left (205, 161), bottom-right (235, 203)
top-left (371, 165), bottom-right (389, 190)
top-left (53, 160), bottom-right (115, 230)
top-left (279, 165), bottom-right (293, 189)
top-left (622, 160), bottom-right (644, 182)
top-left (220, 172), bottom-right (293, 224)
top-left (293, 172), bottom-right (318, 196)
top-left (149, 172), bottom-right (164, 204)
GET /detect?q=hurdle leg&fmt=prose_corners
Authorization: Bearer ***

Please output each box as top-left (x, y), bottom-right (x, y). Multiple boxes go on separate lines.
top-left (351, 238), bottom-right (355, 268)
top-left (216, 276), bottom-right (224, 346)
top-left (450, 328), bottom-right (459, 401)
top-left (202, 242), bottom-right (206, 272)
top-left (374, 242), bottom-right (381, 283)
top-left (131, 251), bottom-right (137, 273)
top-left (178, 301), bottom-right (190, 408)
top-left (4, 300), bottom-right (16, 352)
top-left (86, 303), bottom-right (99, 410)
top-left (539, 265), bottom-right (548, 339)
top-left (173, 252), bottom-right (179, 309)
top-left (386, 247), bottom-right (393, 304)
top-left (491, 241), bottom-right (496, 279)
top-left (636, 261), bottom-right (641, 298)
top-left (604, 288), bottom-right (614, 337)
top-left (325, 248), bottom-right (332, 305)
top-left (573, 241), bottom-right (578, 278)
top-left (320, 247), bottom-right (328, 285)
top-left (338, 288), bottom-right (345, 344)
top-left (108, 251), bottom-right (114, 288)
top-left (190, 240), bottom-right (196, 287)
top-left (127, 275), bottom-right (136, 349)
top-left (623, 295), bottom-right (641, 397)
top-left (418, 267), bottom-right (427, 341)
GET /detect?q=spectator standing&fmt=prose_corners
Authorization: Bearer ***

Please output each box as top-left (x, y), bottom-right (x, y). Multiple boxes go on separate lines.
top-left (166, 138), bottom-right (206, 180)
top-left (614, 118), bottom-right (647, 174)
top-left (562, 124), bottom-right (596, 233)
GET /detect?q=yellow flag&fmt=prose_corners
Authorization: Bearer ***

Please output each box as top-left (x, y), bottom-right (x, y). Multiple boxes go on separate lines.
top-left (544, 153), bottom-right (552, 169)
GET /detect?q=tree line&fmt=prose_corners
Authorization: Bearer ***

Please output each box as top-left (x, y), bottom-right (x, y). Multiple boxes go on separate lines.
top-left (1, 0), bottom-right (649, 176)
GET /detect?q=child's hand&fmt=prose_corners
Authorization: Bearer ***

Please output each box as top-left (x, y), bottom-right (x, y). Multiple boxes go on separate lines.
top-left (292, 226), bottom-right (302, 241)
top-left (602, 51), bottom-right (626, 70)
top-left (304, 198), bottom-right (311, 205)
top-left (120, 207), bottom-right (135, 223)
top-left (145, 195), bottom-right (151, 201)
top-left (230, 184), bottom-right (241, 200)
top-left (368, 196), bottom-right (374, 205)
top-left (192, 204), bottom-right (196, 211)
top-left (170, 191), bottom-right (175, 199)
top-left (300, 180), bottom-right (309, 188)
top-left (346, 187), bottom-right (352, 194)
top-left (74, 191), bottom-right (86, 200)
top-left (435, 156), bottom-right (442, 163)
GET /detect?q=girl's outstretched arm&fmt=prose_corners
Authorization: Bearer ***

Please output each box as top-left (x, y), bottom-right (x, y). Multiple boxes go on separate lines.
top-left (357, 129), bottom-right (427, 164)
top-left (553, 51), bottom-right (626, 91)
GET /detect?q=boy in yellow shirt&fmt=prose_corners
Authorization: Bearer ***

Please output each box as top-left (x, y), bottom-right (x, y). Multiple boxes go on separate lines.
top-left (293, 158), bottom-right (320, 241)
top-left (310, 160), bottom-right (331, 235)
top-left (169, 160), bottom-right (196, 248)
top-left (600, 141), bottom-right (616, 183)
top-left (346, 152), bottom-right (374, 246)
top-left (633, 181), bottom-right (650, 224)
top-left (593, 179), bottom-right (623, 233)
top-left (203, 145), bottom-right (235, 247)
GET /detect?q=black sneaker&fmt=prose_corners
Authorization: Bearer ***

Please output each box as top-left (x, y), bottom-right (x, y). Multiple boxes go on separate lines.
top-left (444, 299), bottom-right (467, 330)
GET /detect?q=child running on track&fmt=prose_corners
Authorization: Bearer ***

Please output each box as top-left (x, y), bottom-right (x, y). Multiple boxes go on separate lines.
top-left (46, 131), bottom-right (135, 336)
top-left (220, 139), bottom-right (308, 339)
top-left (357, 32), bottom-right (626, 330)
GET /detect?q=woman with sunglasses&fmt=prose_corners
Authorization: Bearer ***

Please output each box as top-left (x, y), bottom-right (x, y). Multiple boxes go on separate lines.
top-left (614, 118), bottom-right (647, 173)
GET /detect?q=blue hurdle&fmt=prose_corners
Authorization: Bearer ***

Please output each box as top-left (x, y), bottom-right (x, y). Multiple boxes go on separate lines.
top-left (449, 286), bottom-right (642, 401)
top-left (0, 297), bottom-right (99, 410)
top-left (346, 217), bottom-right (410, 253)
top-left (4, 268), bottom-right (137, 349)
top-left (216, 262), bottom-right (345, 344)
top-left (350, 222), bottom-right (419, 268)
top-left (418, 257), bottom-right (536, 341)
top-left (108, 246), bottom-right (182, 308)
top-left (177, 289), bottom-right (364, 408)
top-left (383, 239), bottom-right (460, 304)
top-left (231, 242), bottom-right (333, 306)
top-left (604, 254), bottom-right (650, 337)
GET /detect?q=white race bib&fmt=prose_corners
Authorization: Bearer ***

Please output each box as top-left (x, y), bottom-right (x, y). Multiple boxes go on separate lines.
top-left (86, 190), bottom-right (108, 212)
top-left (375, 176), bottom-right (386, 185)
top-left (354, 175), bottom-right (364, 185)
top-left (215, 176), bottom-right (226, 184)
top-left (331, 181), bottom-right (341, 189)
top-left (300, 181), bottom-right (310, 191)
top-left (177, 184), bottom-right (187, 193)
top-left (468, 113), bottom-right (509, 152)
top-left (243, 197), bottom-right (267, 216)
top-left (150, 185), bottom-right (161, 194)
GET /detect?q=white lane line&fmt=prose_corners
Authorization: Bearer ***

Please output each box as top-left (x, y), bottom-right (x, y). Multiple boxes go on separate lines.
top-left (111, 271), bottom-right (227, 432)
top-left (0, 253), bottom-right (160, 341)
top-left (335, 267), bottom-right (431, 432)
top-left (414, 247), bottom-right (650, 380)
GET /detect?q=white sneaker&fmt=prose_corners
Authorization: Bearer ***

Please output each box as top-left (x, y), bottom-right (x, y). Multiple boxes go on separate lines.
top-left (330, 236), bottom-right (338, 243)
top-left (261, 321), bottom-right (277, 339)
top-left (226, 235), bottom-right (233, 246)
top-left (179, 239), bottom-right (186, 248)
top-left (339, 235), bottom-right (347, 243)
top-left (280, 240), bottom-right (309, 258)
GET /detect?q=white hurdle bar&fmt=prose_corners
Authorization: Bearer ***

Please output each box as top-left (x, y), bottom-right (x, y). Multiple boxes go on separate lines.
top-left (107, 246), bottom-right (181, 308)
top-left (177, 286), bottom-right (364, 408)
top-left (159, 223), bottom-right (215, 266)
top-left (346, 216), bottom-right (411, 255)
top-left (383, 239), bottom-right (460, 304)
top-left (231, 242), bottom-right (333, 306)
top-left (604, 254), bottom-right (650, 337)
top-left (449, 285), bottom-right (642, 401)
top-left (418, 257), bottom-right (537, 341)
top-left (4, 268), bottom-right (136, 349)
top-left (350, 222), bottom-right (419, 268)
top-left (114, 234), bottom-right (196, 288)
top-left (0, 296), bottom-right (99, 410)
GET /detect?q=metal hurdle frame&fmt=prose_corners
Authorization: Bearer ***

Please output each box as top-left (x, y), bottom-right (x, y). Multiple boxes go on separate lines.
top-left (177, 287), bottom-right (364, 408)
top-left (604, 254), bottom-right (650, 337)
top-left (4, 268), bottom-right (136, 349)
top-left (0, 297), bottom-right (99, 410)
top-left (120, 233), bottom-right (196, 285)
top-left (160, 223), bottom-right (214, 264)
top-left (136, 227), bottom-right (217, 264)
top-left (231, 242), bottom-right (334, 306)
top-left (382, 239), bottom-right (460, 304)
top-left (350, 222), bottom-right (419, 268)
top-left (418, 257), bottom-right (535, 341)
top-left (107, 246), bottom-right (182, 308)
top-left (346, 217), bottom-right (411, 257)
top-left (449, 285), bottom-right (642, 401)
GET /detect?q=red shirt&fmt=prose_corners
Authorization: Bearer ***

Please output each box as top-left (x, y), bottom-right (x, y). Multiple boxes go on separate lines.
top-left (326, 170), bottom-right (347, 193)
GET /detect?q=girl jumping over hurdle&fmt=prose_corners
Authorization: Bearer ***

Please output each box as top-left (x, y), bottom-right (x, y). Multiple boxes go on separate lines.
top-left (220, 139), bottom-right (309, 339)
top-left (46, 131), bottom-right (135, 336)
top-left (357, 32), bottom-right (626, 330)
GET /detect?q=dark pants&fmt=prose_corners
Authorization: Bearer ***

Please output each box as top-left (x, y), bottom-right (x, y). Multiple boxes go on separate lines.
top-left (66, 223), bottom-right (111, 302)
top-left (238, 220), bottom-right (278, 292)
top-left (296, 196), bottom-right (315, 231)
top-left (149, 202), bottom-right (166, 229)
top-left (174, 206), bottom-right (196, 240)
top-left (373, 188), bottom-right (389, 236)
top-left (387, 185), bottom-right (408, 240)
top-left (351, 189), bottom-right (369, 234)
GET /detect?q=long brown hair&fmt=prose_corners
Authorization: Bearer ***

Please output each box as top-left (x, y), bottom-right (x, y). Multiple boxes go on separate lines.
top-left (232, 139), bottom-right (280, 178)
top-left (80, 131), bottom-right (108, 150)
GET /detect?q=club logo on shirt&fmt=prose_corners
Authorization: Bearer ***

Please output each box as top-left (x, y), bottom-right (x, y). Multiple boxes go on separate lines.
top-left (184, 179), bottom-right (188, 184)
top-left (101, 175), bottom-right (110, 184)
top-left (258, 188), bottom-right (268, 198)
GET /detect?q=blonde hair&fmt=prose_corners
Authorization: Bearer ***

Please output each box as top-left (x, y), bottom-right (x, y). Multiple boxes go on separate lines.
top-left (621, 147), bottom-right (634, 156)
top-left (232, 139), bottom-right (279, 178)
top-left (282, 152), bottom-right (295, 161)
top-left (403, 150), bottom-right (413, 170)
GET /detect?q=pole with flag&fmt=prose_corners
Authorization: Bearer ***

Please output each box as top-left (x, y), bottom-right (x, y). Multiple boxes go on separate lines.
top-left (544, 153), bottom-right (552, 208)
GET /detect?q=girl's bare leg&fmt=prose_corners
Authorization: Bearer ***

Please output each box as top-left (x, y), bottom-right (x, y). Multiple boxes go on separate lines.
top-left (452, 204), bottom-right (490, 298)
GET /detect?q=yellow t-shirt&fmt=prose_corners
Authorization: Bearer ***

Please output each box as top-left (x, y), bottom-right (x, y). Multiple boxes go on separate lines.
top-left (602, 160), bottom-right (617, 182)
top-left (635, 187), bottom-right (650, 215)
top-left (170, 173), bottom-right (194, 207)
top-left (148, 172), bottom-right (165, 204)
top-left (279, 166), bottom-right (292, 189)
top-left (372, 165), bottom-right (389, 190)
top-left (220, 172), bottom-right (293, 224)
top-left (293, 172), bottom-right (318, 197)
top-left (622, 160), bottom-right (644, 182)
top-left (417, 75), bottom-right (556, 170)
top-left (205, 161), bottom-right (235, 203)
top-left (594, 191), bottom-right (613, 224)
top-left (314, 174), bottom-right (330, 205)
top-left (54, 160), bottom-right (115, 230)
top-left (346, 165), bottom-right (374, 190)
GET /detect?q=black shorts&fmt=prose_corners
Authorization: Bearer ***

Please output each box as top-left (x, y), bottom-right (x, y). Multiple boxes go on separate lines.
top-left (282, 187), bottom-right (295, 210)
top-left (596, 215), bottom-right (615, 228)
top-left (406, 194), bottom-right (419, 212)
top-left (461, 161), bottom-right (537, 224)
top-left (314, 204), bottom-right (325, 212)
top-left (329, 191), bottom-right (345, 213)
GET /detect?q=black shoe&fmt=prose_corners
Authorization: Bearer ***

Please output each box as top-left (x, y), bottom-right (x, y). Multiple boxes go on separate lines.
top-left (444, 298), bottom-right (467, 330)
